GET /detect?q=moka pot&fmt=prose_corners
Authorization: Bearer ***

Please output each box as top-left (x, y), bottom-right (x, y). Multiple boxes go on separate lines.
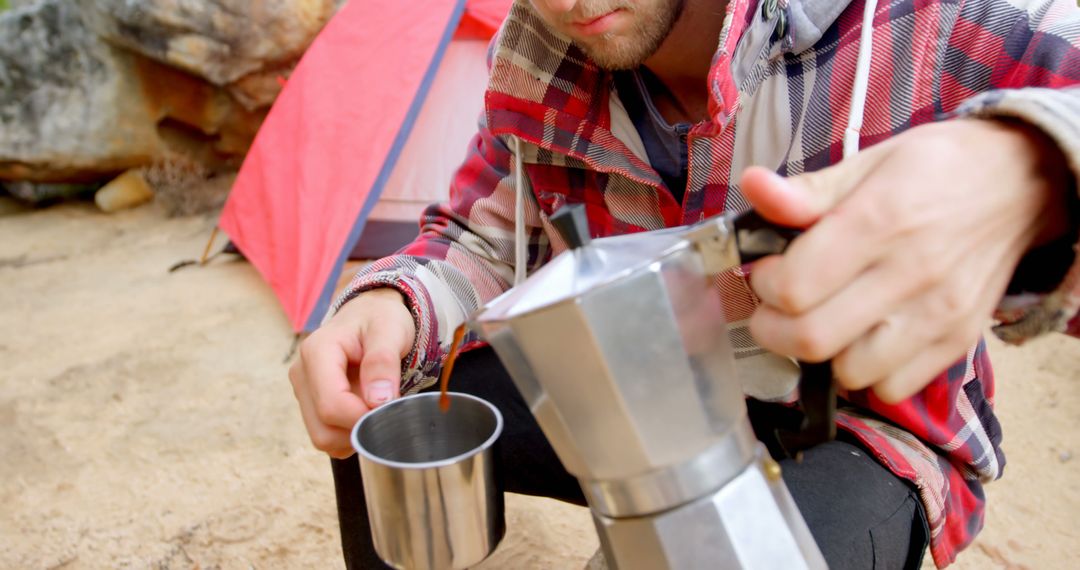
top-left (470, 206), bottom-right (831, 569)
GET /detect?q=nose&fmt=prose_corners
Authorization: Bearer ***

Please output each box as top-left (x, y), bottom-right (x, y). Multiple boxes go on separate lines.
top-left (535, 0), bottom-right (579, 15)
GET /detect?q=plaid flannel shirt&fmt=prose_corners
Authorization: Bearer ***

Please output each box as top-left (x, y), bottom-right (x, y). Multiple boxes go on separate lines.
top-left (338, 0), bottom-right (1080, 566)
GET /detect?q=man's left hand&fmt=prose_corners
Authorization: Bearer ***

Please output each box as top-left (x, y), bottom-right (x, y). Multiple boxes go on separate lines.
top-left (740, 119), bottom-right (1070, 403)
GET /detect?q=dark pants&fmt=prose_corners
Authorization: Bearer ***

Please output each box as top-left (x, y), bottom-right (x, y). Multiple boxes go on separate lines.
top-left (332, 347), bottom-right (929, 569)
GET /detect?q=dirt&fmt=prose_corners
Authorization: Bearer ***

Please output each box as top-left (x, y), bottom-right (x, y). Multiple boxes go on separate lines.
top-left (0, 199), bottom-right (1076, 569)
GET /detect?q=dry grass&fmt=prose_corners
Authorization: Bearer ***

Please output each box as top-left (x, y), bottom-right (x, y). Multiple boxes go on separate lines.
top-left (141, 154), bottom-right (234, 217)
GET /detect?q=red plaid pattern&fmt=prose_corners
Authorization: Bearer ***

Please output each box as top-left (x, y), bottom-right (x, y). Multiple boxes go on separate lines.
top-left (338, 1), bottom-right (1080, 566)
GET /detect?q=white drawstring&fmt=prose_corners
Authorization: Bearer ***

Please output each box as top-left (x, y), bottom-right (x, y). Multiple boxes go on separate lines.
top-left (512, 136), bottom-right (527, 286)
top-left (508, 3), bottom-right (875, 281)
top-left (843, 0), bottom-right (879, 159)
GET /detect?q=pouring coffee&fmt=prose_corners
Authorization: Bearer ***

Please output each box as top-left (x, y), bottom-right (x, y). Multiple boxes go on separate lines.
top-left (468, 205), bottom-right (831, 569)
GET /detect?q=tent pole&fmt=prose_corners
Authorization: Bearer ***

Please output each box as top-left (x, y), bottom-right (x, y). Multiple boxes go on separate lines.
top-left (200, 226), bottom-right (220, 265)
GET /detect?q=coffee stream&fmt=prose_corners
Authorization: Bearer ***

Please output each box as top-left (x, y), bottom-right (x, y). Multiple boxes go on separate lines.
top-left (438, 323), bottom-right (468, 412)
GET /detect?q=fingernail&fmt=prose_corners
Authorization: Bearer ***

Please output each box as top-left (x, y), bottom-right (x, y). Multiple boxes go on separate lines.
top-left (764, 169), bottom-right (794, 190)
top-left (367, 380), bottom-right (396, 405)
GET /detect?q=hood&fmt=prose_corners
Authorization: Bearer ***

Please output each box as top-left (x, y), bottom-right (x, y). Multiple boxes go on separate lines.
top-left (491, 0), bottom-right (877, 282)
top-left (786, 0), bottom-right (858, 54)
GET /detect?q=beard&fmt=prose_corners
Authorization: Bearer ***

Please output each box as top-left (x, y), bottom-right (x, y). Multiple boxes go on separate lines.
top-left (571, 0), bottom-right (686, 70)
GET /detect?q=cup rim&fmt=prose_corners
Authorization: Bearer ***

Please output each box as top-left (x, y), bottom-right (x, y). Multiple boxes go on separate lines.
top-left (350, 392), bottom-right (504, 469)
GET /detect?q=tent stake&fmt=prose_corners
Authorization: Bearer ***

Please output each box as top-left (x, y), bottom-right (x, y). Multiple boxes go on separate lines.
top-left (283, 333), bottom-right (304, 363)
top-left (200, 226), bottom-right (221, 265)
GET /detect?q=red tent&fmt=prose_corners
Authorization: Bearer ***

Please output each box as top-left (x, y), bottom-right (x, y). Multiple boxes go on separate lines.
top-left (219, 0), bottom-right (511, 332)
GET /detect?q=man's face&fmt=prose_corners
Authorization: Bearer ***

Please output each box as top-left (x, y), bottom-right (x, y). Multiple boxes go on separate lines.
top-left (528, 0), bottom-right (686, 70)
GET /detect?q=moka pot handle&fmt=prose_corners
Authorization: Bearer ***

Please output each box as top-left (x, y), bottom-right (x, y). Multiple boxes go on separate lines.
top-left (732, 210), bottom-right (837, 458)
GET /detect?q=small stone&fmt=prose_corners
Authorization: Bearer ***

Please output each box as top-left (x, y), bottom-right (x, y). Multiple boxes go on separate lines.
top-left (0, 195), bottom-right (32, 216)
top-left (4, 180), bottom-right (99, 204)
top-left (1059, 450), bottom-right (1073, 463)
top-left (585, 548), bottom-right (609, 570)
top-left (95, 169), bottom-right (154, 212)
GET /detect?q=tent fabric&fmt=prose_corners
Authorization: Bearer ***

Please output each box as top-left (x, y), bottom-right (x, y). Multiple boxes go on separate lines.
top-left (220, 0), bottom-right (510, 332)
top-left (366, 38), bottom-right (489, 230)
top-left (346, 36), bottom-right (489, 259)
top-left (458, 0), bottom-right (512, 38)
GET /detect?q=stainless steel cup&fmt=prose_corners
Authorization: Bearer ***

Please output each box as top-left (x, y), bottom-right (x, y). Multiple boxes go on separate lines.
top-left (351, 392), bottom-right (505, 570)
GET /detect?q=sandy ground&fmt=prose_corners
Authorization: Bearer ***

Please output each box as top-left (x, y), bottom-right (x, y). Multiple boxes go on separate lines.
top-left (0, 198), bottom-right (1077, 569)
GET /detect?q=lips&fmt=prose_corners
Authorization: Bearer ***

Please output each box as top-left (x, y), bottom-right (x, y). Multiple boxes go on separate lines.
top-left (571, 10), bottom-right (623, 36)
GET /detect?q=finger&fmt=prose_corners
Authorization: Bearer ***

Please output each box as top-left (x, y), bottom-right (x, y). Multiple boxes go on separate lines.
top-left (831, 312), bottom-right (929, 392)
top-left (740, 144), bottom-right (888, 228)
top-left (749, 256), bottom-right (922, 362)
top-left (748, 207), bottom-right (881, 316)
top-left (740, 167), bottom-right (822, 228)
top-left (289, 363), bottom-right (357, 458)
top-left (346, 363), bottom-right (362, 397)
top-left (319, 429), bottom-right (357, 458)
top-left (872, 332), bottom-right (976, 404)
top-left (831, 277), bottom-right (963, 391)
top-left (834, 235), bottom-right (1015, 391)
top-left (358, 318), bottom-right (413, 409)
top-left (869, 251), bottom-right (1016, 402)
top-left (743, 148), bottom-right (893, 314)
top-left (300, 333), bottom-right (370, 431)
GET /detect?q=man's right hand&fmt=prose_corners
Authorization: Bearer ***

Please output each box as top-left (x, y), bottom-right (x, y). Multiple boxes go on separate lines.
top-left (289, 288), bottom-right (416, 458)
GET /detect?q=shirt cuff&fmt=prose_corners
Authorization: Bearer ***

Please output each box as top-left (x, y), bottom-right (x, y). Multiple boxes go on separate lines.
top-left (955, 87), bottom-right (1080, 341)
top-left (332, 269), bottom-right (442, 394)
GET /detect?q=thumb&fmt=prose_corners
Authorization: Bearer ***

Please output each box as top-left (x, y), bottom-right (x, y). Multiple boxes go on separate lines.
top-left (357, 316), bottom-right (413, 409)
top-left (740, 152), bottom-right (882, 227)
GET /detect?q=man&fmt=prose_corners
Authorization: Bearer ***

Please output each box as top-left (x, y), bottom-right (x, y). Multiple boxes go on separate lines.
top-left (290, 0), bottom-right (1080, 567)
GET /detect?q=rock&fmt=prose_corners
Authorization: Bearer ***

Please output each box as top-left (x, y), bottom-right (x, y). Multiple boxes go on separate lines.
top-left (95, 169), bottom-right (154, 212)
top-left (80, 0), bottom-right (334, 108)
top-left (127, 53), bottom-right (268, 163)
top-left (2, 0), bottom-right (37, 11)
top-left (0, 0), bottom-right (269, 185)
top-left (226, 66), bottom-right (291, 110)
top-left (0, 0), bottom-right (165, 182)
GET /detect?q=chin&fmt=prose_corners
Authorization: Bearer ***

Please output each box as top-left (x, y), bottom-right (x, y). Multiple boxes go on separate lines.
top-left (574, 36), bottom-right (638, 68)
